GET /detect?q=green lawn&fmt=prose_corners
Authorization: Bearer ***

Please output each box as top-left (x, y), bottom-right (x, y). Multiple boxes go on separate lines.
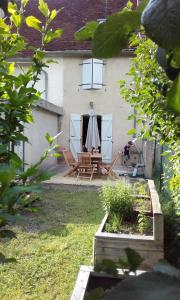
top-left (0, 189), bottom-right (103, 300)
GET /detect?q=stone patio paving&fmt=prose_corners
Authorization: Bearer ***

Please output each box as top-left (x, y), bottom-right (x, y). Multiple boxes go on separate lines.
top-left (44, 161), bottom-right (141, 187)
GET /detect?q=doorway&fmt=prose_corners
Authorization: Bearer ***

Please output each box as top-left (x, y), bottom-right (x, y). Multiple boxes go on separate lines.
top-left (82, 114), bottom-right (102, 152)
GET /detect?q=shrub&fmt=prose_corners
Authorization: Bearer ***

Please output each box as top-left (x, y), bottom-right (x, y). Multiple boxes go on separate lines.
top-left (99, 182), bottom-right (134, 222)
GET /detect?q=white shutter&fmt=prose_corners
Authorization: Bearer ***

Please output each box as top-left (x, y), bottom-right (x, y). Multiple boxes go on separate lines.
top-left (70, 114), bottom-right (81, 159)
top-left (101, 114), bottom-right (113, 163)
top-left (82, 59), bottom-right (92, 90)
top-left (92, 58), bottom-right (103, 89)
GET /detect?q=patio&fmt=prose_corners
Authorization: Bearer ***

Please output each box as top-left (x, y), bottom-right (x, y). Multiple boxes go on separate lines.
top-left (44, 160), bottom-right (144, 187)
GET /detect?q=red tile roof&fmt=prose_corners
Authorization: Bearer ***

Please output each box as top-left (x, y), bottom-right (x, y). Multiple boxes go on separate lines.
top-left (23, 0), bottom-right (137, 52)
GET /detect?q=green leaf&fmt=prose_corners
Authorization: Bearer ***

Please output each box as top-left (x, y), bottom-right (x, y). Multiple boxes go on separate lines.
top-left (22, 0), bottom-right (29, 8)
top-left (167, 74), bottom-right (180, 114)
top-left (38, 0), bottom-right (49, 17)
top-left (142, 0), bottom-right (180, 49)
top-left (11, 14), bottom-right (22, 27)
top-left (45, 132), bottom-right (55, 145)
top-left (128, 114), bottom-right (136, 120)
top-left (44, 29), bottom-right (63, 44)
top-left (0, 230), bottom-right (16, 239)
top-left (26, 16), bottom-right (42, 31)
top-left (92, 11), bottom-right (141, 58)
top-left (124, 248), bottom-right (144, 272)
top-left (0, 18), bottom-right (10, 33)
top-left (128, 128), bottom-right (137, 135)
top-left (8, 2), bottom-right (17, 15)
top-left (75, 21), bottom-right (99, 41)
top-left (49, 9), bottom-right (57, 21)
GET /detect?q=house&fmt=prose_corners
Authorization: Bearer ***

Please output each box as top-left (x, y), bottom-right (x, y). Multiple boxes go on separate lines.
top-left (2, 0), bottom-right (154, 176)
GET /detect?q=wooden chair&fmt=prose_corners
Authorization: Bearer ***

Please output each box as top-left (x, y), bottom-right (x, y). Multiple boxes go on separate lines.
top-left (102, 152), bottom-right (121, 179)
top-left (62, 150), bottom-right (78, 177)
top-left (77, 153), bottom-right (94, 181)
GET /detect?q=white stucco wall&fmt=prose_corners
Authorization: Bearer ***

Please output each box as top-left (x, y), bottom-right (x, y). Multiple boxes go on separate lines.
top-left (24, 108), bottom-right (58, 168)
top-left (15, 57), bottom-right (64, 106)
top-left (60, 56), bottom-right (134, 157)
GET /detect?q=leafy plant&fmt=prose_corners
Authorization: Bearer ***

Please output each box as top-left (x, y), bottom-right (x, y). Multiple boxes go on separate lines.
top-left (137, 210), bottom-right (149, 235)
top-left (118, 248), bottom-right (144, 275)
top-left (105, 213), bottom-right (123, 233)
top-left (95, 248), bottom-right (143, 276)
top-left (0, 0), bottom-right (63, 222)
top-left (75, 0), bottom-right (180, 215)
top-left (99, 182), bottom-right (133, 223)
top-left (133, 182), bottom-right (148, 196)
top-left (95, 259), bottom-right (118, 276)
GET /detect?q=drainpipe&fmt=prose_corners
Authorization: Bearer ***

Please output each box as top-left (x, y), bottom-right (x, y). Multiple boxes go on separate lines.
top-left (43, 70), bottom-right (48, 101)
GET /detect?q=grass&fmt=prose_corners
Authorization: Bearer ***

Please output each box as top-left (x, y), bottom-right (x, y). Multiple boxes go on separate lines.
top-left (0, 189), bottom-right (103, 300)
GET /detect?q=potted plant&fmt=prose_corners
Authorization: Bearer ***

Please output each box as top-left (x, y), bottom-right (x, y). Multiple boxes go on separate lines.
top-left (94, 180), bottom-right (164, 269)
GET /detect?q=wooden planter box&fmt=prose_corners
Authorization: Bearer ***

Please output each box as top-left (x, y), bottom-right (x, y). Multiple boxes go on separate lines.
top-left (94, 180), bottom-right (164, 270)
top-left (71, 265), bottom-right (144, 300)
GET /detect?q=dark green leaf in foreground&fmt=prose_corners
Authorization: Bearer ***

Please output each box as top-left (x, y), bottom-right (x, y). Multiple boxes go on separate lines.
top-left (92, 10), bottom-right (141, 58)
top-left (142, 0), bottom-right (180, 49)
top-left (124, 248), bottom-right (144, 273)
top-left (75, 21), bottom-right (99, 41)
top-left (0, 230), bottom-right (17, 239)
top-left (167, 74), bottom-right (180, 114)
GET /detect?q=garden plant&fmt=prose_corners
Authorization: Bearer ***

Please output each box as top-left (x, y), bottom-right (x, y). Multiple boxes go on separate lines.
top-left (0, 1), bottom-right (62, 226)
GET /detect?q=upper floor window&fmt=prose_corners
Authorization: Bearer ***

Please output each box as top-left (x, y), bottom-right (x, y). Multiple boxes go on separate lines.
top-left (81, 58), bottom-right (104, 90)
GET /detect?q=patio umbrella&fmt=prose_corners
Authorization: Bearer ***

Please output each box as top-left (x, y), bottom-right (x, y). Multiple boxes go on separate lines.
top-left (85, 109), bottom-right (100, 151)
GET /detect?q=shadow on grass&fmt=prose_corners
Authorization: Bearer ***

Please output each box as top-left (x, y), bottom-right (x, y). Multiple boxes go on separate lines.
top-left (4, 189), bottom-right (104, 235)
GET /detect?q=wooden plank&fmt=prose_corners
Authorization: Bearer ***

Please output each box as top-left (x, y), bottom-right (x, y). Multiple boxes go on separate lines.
top-left (95, 249), bottom-right (164, 270)
top-left (95, 232), bottom-right (154, 240)
top-left (94, 238), bottom-right (163, 251)
top-left (153, 214), bottom-right (164, 241)
top-left (148, 180), bottom-right (162, 214)
top-left (71, 265), bottom-right (91, 300)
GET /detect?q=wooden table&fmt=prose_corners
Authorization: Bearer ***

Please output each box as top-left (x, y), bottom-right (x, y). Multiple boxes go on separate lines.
top-left (90, 153), bottom-right (102, 175)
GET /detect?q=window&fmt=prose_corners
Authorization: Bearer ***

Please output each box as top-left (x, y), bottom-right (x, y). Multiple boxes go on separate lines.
top-left (81, 58), bottom-right (104, 90)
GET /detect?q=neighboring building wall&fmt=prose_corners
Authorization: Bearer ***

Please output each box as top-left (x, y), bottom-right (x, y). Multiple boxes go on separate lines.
top-left (61, 56), bottom-right (134, 156)
top-left (15, 57), bottom-right (64, 106)
top-left (24, 106), bottom-right (61, 168)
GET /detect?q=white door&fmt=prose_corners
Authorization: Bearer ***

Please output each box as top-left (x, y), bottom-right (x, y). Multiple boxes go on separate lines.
top-left (101, 114), bottom-right (113, 163)
top-left (70, 114), bottom-right (81, 159)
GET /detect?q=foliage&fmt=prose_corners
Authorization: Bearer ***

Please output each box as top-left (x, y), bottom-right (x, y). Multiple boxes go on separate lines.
top-left (95, 248), bottom-right (143, 276)
top-left (141, 0), bottom-right (180, 49)
top-left (95, 259), bottom-right (118, 276)
top-left (162, 200), bottom-right (180, 268)
top-left (120, 35), bottom-right (180, 214)
top-left (99, 182), bottom-right (133, 222)
top-left (133, 182), bottom-right (148, 196)
top-left (75, 0), bottom-right (148, 58)
top-left (118, 248), bottom-right (144, 275)
top-left (0, 0), bottom-right (62, 220)
top-left (137, 205), bottom-right (149, 234)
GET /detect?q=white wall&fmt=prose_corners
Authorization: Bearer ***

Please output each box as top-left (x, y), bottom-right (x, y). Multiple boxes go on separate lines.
top-left (60, 56), bottom-right (134, 157)
top-left (14, 57), bottom-right (64, 106)
top-left (24, 109), bottom-right (58, 168)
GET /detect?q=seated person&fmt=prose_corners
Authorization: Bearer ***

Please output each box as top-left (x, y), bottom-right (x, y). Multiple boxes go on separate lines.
top-left (123, 141), bottom-right (133, 164)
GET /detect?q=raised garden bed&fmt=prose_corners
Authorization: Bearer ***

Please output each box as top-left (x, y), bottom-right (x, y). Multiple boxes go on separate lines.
top-left (71, 265), bottom-right (144, 300)
top-left (94, 180), bottom-right (164, 270)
